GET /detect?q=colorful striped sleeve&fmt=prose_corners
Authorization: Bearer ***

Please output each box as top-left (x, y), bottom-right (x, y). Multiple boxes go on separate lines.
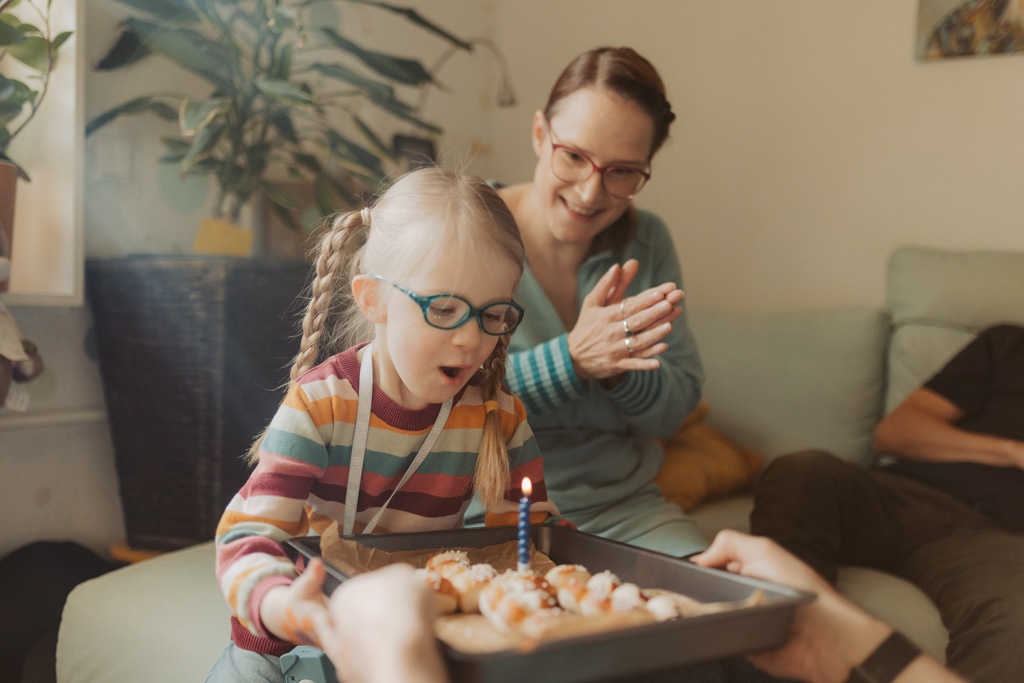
top-left (214, 382), bottom-right (327, 636)
top-left (506, 334), bottom-right (584, 414)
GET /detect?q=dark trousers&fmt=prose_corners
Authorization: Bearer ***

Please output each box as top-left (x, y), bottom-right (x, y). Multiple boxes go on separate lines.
top-left (751, 450), bottom-right (1024, 683)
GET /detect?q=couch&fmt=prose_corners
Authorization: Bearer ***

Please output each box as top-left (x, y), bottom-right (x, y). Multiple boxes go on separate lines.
top-left (56, 246), bottom-right (1024, 683)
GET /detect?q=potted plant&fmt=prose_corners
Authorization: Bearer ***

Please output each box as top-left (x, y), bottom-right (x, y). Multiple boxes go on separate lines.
top-left (86, 0), bottom-right (490, 242)
top-left (0, 0), bottom-right (72, 288)
top-left (84, 0), bottom-right (513, 550)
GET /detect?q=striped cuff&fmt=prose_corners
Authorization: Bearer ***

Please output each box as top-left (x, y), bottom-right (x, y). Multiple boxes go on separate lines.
top-left (509, 335), bottom-right (584, 414)
top-left (607, 368), bottom-right (663, 416)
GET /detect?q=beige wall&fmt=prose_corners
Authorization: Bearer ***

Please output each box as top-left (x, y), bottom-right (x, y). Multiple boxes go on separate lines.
top-left (485, 0), bottom-right (1024, 310)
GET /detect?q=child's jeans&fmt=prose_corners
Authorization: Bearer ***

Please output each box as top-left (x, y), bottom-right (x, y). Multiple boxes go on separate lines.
top-left (204, 642), bottom-right (283, 683)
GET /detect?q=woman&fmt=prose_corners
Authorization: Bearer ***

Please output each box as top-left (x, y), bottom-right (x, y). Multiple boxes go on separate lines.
top-left (468, 46), bottom-right (706, 557)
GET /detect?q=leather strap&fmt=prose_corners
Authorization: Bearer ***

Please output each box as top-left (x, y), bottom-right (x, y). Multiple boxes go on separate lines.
top-left (846, 630), bottom-right (922, 683)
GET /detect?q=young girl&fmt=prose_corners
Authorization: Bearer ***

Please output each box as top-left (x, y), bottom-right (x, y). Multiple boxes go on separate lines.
top-left (205, 167), bottom-right (558, 682)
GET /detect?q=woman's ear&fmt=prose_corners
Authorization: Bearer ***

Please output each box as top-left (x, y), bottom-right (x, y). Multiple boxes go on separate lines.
top-left (351, 275), bottom-right (386, 323)
top-left (531, 110), bottom-right (547, 158)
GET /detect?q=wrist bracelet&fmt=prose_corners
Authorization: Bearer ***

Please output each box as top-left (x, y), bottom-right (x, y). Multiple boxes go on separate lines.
top-left (846, 630), bottom-right (922, 683)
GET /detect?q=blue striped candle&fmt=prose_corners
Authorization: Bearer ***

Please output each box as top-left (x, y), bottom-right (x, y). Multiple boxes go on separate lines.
top-left (517, 477), bottom-right (532, 573)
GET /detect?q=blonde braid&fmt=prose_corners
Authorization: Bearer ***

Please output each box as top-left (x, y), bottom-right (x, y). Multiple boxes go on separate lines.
top-left (246, 210), bottom-right (368, 464)
top-left (473, 333), bottom-right (512, 508)
top-left (292, 215), bottom-right (357, 380)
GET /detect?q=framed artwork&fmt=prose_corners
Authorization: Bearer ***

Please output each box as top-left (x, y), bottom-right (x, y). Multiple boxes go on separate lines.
top-left (917, 0), bottom-right (1024, 59)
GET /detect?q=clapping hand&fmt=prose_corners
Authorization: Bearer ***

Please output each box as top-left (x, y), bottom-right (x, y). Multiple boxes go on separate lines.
top-left (567, 259), bottom-right (683, 382)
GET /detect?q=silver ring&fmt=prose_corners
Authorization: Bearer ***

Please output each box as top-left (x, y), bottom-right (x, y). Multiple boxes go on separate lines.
top-left (620, 299), bottom-right (628, 319)
top-left (624, 336), bottom-right (633, 355)
top-left (622, 318), bottom-right (633, 337)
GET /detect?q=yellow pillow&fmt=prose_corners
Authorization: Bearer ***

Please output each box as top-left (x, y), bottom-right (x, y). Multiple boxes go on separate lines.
top-left (654, 401), bottom-right (763, 512)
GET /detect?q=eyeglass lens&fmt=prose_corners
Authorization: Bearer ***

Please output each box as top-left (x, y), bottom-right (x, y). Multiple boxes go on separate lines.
top-left (551, 148), bottom-right (646, 199)
top-left (425, 296), bottom-right (521, 334)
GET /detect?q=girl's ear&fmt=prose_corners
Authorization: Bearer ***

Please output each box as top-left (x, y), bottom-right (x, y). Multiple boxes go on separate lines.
top-left (531, 110), bottom-right (547, 158)
top-left (351, 274), bottom-right (386, 323)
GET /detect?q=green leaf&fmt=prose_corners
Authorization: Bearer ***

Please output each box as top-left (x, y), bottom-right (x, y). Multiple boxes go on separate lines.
top-left (365, 90), bottom-right (442, 134)
top-left (272, 43), bottom-right (293, 81)
top-left (268, 111), bottom-right (298, 143)
top-left (0, 74), bottom-right (15, 100)
top-left (326, 128), bottom-right (386, 179)
top-left (0, 99), bottom-right (27, 128)
top-left (86, 95), bottom-right (178, 136)
top-left (94, 28), bottom-right (151, 70)
top-left (124, 17), bottom-right (236, 92)
top-left (0, 16), bottom-right (25, 46)
top-left (255, 77), bottom-right (314, 107)
top-left (158, 150), bottom-right (186, 163)
top-left (348, 0), bottom-right (472, 52)
top-left (326, 173), bottom-right (362, 209)
top-left (353, 115), bottom-right (395, 162)
top-left (319, 28), bottom-right (434, 86)
top-left (180, 119), bottom-right (226, 169)
top-left (7, 35), bottom-right (49, 71)
top-left (292, 153), bottom-right (323, 174)
top-left (179, 97), bottom-right (229, 136)
top-left (52, 30), bottom-right (72, 52)
top-left (160, 136), bottom-right (191, 153)
top-left (264, 187), bottom-right (302, 231)
top-left (313, 175), bottom-right (337, 216)
top-left (309, 61), bottom-right (395, 100)
top-left (116, 0), bottom-right (200, 24)
top-left (263, 181), bottom-right (301, 211)
top-left (158, 136), bottom-right (188, 162)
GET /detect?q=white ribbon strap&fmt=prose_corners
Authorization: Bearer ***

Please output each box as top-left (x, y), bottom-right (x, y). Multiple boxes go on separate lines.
top-left (342, 342), bottom-right (453, 535)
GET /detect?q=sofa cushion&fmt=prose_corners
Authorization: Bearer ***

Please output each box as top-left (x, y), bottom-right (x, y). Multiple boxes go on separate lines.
top-left (885, 246), bottom-right (1024, 412)
top-left (688, 308), bottom-right (890, 467)
top-left (654, 402), bottom-right (763, 512)
top-left (57, 542), bottom-right (228, 683)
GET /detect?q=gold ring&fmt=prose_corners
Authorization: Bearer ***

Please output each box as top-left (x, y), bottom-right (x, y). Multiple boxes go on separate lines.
top-left (623, 318), bottom-right (633, 337)
top-left (625, 336), bottom-right (633, 354)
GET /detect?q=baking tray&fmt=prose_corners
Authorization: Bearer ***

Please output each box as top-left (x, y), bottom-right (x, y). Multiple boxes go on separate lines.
top-left (287, 525), bottom-right (813, 683)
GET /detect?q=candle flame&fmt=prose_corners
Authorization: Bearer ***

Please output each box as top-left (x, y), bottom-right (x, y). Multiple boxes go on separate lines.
top-left (521, 476), bottom-right (532, 496)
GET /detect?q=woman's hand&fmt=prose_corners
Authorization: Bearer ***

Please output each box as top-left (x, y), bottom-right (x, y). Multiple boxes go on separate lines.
top-left (567, 259), bottom-right (683, 382)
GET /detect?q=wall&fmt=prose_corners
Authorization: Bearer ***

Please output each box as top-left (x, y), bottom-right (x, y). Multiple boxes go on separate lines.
top-left (4, 1), bottom-right (1024, 559)
top-left (488, 0), bottom-right (1024, 310)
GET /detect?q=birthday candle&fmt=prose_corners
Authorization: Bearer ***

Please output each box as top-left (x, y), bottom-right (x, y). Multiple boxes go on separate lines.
top-left (517, 476), bottom-right (532, 574)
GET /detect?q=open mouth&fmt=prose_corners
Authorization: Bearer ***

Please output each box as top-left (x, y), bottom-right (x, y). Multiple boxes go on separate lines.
top-left (440, 366), bottom-right (461, 379)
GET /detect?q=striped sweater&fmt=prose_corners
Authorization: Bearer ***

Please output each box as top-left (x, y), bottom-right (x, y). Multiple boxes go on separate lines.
top-left (214, 343), bottom-right (555, 654)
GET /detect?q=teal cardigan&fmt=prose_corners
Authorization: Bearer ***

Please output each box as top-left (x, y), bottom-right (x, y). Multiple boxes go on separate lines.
top-left (499, 209), bottom-right (704, 524)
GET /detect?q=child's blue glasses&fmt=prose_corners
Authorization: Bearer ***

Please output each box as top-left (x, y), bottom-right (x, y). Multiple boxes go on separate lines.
top-left (370, 274), bottom-right (525, 336)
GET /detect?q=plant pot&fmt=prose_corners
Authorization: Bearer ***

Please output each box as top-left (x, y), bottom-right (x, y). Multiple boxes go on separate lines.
top-left (86, 255), bottom-right (310, 550)
top-left (0, 161), bottom-right (19, 291)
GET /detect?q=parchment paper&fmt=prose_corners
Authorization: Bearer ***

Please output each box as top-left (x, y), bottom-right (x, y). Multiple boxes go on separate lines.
top-left (317, 527), bottom-right (723, 654)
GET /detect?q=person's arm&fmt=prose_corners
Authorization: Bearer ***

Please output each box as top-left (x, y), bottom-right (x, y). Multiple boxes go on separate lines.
top-left (599, 217), bottom-right (703, 439)
top-left (215, 382), bottom-right (327, 641)
top-left (507, 217), bottom-right (702, 438)
top-left (873, 387), bottom-right (1024, 469)
top-left (691, 530), bottom-right (964, 683)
